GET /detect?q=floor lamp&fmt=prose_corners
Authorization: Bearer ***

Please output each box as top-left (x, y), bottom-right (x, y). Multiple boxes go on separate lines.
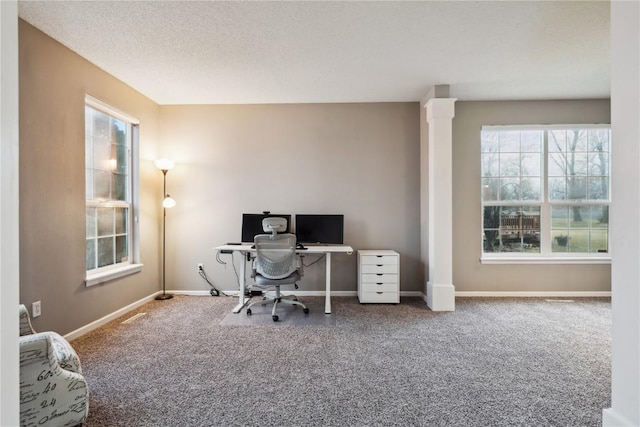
top-left (155, 158), bottom-right (176, 301)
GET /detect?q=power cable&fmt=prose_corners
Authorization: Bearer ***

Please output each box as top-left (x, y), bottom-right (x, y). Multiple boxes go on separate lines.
top-left (198, 264), bottom-right (230, 297)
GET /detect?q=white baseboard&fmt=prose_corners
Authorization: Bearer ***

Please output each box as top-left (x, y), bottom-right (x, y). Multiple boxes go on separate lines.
top-left (170, 290), bottom-right (424, 297)
top-left (172, 289), bottom-right (610, 299)
top-left (455, 291), bottom-right (611, 297)
top-left (64, 289), bottom-right (610, 341)
top-left (602, 408), bottom-right (637, 426)
top-left (64, 292), bottom-right (160, 341)
top-left (401, 291), bottom-right (424, 297)
top-left (169, 290), bottom-right (360, 297)
top-left (169, 290), bottom-right (217, 296)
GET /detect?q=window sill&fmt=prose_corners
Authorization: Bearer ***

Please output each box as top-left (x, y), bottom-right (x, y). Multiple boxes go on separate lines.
top-left (480, 256), bottom-right (611, 265)
top-left (86, 263), bottom-right (143, 287)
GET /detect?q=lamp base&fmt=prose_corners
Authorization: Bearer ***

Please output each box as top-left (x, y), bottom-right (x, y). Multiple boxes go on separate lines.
top-left (155, 293), bottom-right (174, 301)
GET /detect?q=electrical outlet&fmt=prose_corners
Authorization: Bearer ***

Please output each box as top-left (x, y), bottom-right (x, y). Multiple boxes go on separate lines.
top-left (197, 263), bottom-right (204, 272)
top-left (32, 301), bottom-right (41, 318)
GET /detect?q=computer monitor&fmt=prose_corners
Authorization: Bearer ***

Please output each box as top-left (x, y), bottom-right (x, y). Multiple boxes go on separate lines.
top-left (241, 213), bottom-right (292, 243)
top-left (295, 214), bottom-right (344, 245)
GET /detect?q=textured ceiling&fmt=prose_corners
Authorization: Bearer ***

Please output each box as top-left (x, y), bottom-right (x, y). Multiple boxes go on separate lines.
top-left (18, 1), bottom-right (610, 105)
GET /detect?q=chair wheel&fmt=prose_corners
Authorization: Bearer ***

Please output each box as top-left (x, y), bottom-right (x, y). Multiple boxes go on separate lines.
top-left (272, 315), bottom-right (279, 322)
top-left (303, 308), bottom-right (309, 314)
top-left (246, 309), bottom-right (252, 316)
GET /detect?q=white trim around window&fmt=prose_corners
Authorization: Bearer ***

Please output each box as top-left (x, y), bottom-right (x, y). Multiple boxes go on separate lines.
top-left (85, 95), bottom-right (142, 285)
top-left (480, 124), bottom-right (611, 264)
top-left (480, 256), bottom-right (611, 265)
top-left (85, 95), bottom-right (140, 125)
top-left (85, 263), bottom-right (144, 287)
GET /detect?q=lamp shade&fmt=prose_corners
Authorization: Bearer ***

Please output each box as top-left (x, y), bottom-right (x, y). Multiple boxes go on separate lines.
top-left (163, 195), bottom-right (177, 208)
top-left (155, 158), bottom-right (175, 171)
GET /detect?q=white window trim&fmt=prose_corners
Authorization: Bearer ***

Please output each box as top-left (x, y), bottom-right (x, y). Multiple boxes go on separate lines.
top-left (480, 124), bottom-right (611, 264)
top-left (85, 95), bottom-right (142, 285)
top-left (85, 95), bottom-right (140, 125)
top-left (86, 263), bottom-right (144, 287)
top-left (481, 255), bottom-right (611, 265)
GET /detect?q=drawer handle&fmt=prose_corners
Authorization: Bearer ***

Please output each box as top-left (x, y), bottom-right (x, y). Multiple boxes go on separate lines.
top-left (376, 273), bottom-right (383, 276)
top-left (376, 264), bottom-right (383, 267)
top-left (376, 255), bottom-right (383, 258)
top-left (376, 292), bottom-right (383, 294)
top-left (376, 283), bottom-right (383, 285)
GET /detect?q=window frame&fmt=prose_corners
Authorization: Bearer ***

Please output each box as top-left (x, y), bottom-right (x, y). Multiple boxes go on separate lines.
top-left (480, 124), bottom-right (611, 264)
top-left (85, 95), bottom-right (142, 286)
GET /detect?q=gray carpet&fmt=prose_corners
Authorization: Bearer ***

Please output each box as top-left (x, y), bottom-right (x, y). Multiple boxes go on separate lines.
top-left (220, 298), bottom-right (336, 326)
top-left (71, 296), bottom-right (611, 427)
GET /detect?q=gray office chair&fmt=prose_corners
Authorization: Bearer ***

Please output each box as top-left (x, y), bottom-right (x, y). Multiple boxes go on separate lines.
top-left (246, 217), bottom-right (309, 321)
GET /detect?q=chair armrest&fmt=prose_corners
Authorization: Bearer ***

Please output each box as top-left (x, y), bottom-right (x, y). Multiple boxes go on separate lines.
top-left (296, 255), bottom-right (304, 278)
top-left (20, 332), bottom-right (82, 374)
top-left (50, 332), bottom-right (82, 374)
top-left (250, 257), bottom-right (257, 279)
top-left (19, 332), bottom-right (51, 367)
top-left (19, 304), bottom-right (36, 336)
top-left (19, 333), bottom-right (89, 426)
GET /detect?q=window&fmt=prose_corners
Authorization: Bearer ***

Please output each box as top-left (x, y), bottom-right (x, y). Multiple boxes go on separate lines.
top-left (85, 96), bottom-right (141, 285)
top-left (481, 126), bottom-right (610, 261)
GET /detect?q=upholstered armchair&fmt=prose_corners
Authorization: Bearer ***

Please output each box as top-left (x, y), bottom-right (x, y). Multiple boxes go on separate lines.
top-left (19, 304), bottom-right (89, 426)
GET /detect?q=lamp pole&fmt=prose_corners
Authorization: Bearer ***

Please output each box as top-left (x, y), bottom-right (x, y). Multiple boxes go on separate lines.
top-left (155, 160), bottom-right (175, 300)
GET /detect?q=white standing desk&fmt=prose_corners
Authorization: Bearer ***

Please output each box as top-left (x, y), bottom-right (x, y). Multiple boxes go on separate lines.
top-left (214, 244), bottom-right (353, 314)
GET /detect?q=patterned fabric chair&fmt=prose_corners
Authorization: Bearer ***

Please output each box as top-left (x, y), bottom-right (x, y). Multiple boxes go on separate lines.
top-left (19, 304), bottom-right (89, 426)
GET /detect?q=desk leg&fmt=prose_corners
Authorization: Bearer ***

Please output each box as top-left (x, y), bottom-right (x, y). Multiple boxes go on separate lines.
top-left (232, 252), bottom-right (247, 313)
top-left (325, 252), bottom-right (332, 314)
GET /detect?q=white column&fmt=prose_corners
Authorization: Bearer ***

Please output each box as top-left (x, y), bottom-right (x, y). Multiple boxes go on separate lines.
top-left (0, 1), bottom-right (20, 425)
top-left (603, 1), bottom-right (640, 425)
top-left (425, 98), bottom-right (456, 311)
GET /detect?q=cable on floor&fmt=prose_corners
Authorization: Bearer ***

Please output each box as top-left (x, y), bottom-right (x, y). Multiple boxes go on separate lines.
top-left (198, 264), bottom-right (231, 297)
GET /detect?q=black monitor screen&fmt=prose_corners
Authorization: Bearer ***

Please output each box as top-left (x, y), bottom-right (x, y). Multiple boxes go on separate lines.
top-left (295, 214), bottom-right (344, 245)
top-left (241, 213), bottom-right (291, 243)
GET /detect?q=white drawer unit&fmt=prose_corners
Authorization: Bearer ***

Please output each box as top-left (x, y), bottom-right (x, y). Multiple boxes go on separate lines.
top-left (358, 250), bottom-right (399, 304)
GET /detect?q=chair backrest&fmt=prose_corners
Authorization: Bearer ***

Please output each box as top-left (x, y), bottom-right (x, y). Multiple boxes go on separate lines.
top-left (19, 304), bottom-right (35, 336)
top-left (254, 233), bottom-right (298, 279)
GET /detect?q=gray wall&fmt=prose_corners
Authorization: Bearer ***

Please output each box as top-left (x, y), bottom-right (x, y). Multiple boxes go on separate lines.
top-left (452, 100), bottom-right (611, 292)
top-left (19, 20), bottom-right (162, 335)
top-left (158, 103), bottom-right (423, 294)
top-left (18, 21), bottom-right (611, 337)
